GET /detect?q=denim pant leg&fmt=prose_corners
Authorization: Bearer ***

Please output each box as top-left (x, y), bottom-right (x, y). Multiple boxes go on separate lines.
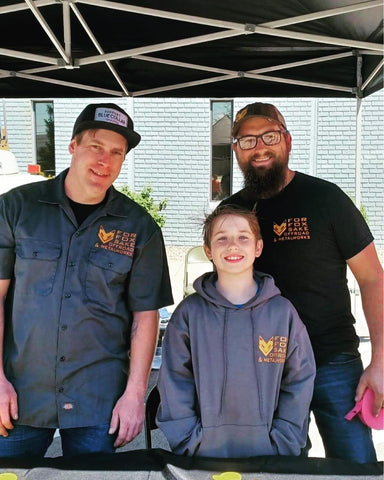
top-left (0, 425), bottom-right (55, 458)
top-left (311, 353), bottom-right (377, 463)
top-left (60, 423), bottom-right (116, 457)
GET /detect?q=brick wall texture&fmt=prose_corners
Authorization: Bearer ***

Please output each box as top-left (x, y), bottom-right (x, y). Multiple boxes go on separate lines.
top-left (1, 92), bottom-right (383, 248)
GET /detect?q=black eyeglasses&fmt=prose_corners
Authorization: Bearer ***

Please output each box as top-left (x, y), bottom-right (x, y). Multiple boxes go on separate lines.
top-left (234, 130), bottom-right (287, 150)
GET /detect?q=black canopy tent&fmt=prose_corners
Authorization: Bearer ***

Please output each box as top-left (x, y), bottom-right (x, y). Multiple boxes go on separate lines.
top-left (0, 3), bottom-right (383, 476)
top-left (0, 0), bottom-right (383, 99)
top-left (0, 0), bottom-right (383, 208)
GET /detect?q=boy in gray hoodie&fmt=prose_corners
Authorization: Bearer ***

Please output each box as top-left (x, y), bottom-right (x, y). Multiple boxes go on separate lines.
top-left (157, 205), bottom-right (315, 458)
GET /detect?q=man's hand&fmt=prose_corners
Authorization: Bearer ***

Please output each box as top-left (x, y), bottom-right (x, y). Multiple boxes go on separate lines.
top-left (0, 377), bottom-right (18, 437)
top-left (355, 362), bottom-right (384, 416)
top-left (108, 310), bottom-right (158, 448)
top-left (108, 389), bottom-right (145, 448)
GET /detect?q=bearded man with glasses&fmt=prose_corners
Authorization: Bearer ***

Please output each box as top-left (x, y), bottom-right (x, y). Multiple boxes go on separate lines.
top-left (221, 102), bottom-right (383, 464)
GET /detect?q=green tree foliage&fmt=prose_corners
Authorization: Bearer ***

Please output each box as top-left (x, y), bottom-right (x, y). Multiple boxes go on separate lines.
top-left (119, 185), bottom-right (167, 227)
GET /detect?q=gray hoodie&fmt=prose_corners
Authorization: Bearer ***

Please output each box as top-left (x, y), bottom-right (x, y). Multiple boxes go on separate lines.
top-left (156, 271), bottom-right (315, 458)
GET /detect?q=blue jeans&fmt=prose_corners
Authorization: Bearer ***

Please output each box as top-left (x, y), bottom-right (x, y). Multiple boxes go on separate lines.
top-left (311, 353), bottom-right (377, 463)
top-left (0, 423), bottom-right (116, 458)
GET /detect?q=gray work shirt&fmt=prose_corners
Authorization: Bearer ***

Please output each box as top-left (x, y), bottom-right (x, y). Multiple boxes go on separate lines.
top-left (0, 169), bottom-right (173, 428)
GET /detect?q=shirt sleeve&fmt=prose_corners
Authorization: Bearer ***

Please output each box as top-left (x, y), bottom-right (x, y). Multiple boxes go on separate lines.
top-left (127, 226), bottom-right (174, 311)
top-left (0, 195), bottom-right (16, 279)
top-left (326, 185), bottom-right (374, 261)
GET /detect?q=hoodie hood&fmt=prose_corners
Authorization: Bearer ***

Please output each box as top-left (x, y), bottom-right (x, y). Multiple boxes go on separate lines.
top-left (193, 270), bottom-right (281, 309)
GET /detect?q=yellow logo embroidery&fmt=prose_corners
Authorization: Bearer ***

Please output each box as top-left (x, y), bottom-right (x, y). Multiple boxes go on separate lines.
top-left (259, 336), bottom-right (274, 356)
top-left (258, 336), bottom-right (288, 364)
top-left (273, 221), bottom-right (286, 236)
top-left (273, 217), bottom-right (310, 242)
top-left (234, 107), bottom-right (249, 124)
top-left (95, 226), bottom-right (136, 257)
top-left (98, 225), bottom-right (115, 244)
top-left (212, 473), bottom-right (242, 480)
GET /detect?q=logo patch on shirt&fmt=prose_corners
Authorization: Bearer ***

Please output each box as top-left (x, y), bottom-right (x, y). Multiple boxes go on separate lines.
top-left (95, 225), bottom-right (136, 256)
top-left (258, 335), bottom-right (287, 364)
top-left (98, 225), bottom-right (115, 244)
top-left (273, 217), bottom-right (310, 242)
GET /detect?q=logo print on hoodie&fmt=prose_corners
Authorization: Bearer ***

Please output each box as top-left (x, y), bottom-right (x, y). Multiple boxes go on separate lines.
top-left (258, 335), bottom-right (288, 364)
top-left (259, 336), bottom-right (274, 356)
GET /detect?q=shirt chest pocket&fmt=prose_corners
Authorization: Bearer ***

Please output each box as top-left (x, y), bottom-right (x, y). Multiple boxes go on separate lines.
top-left (15, 239), bottom-right (61, 296)
top-left (85, 249), bottom-right (133, 307)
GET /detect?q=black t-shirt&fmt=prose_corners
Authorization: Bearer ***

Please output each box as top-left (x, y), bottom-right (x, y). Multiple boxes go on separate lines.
top-left (221, 172), bottom-right (374, 365)
top-left (68, 197), bottom-right (106, 225)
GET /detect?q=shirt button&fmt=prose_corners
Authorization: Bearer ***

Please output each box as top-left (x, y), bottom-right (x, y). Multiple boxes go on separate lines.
top-left (60, 356), bottom-right (66, 362)
top-left (61, 325), bottom-right (67, 331)
top-left (69, 261), bottom-right (75, 267)
top-left (65, 293), bottom-right (71, 298)
top-left (58, 387), bottom-right (64, 393)
top-left (75, 232), bottom-right (80, 237)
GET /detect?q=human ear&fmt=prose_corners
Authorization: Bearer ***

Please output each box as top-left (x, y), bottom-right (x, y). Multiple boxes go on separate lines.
top-left (204, 244), bottom-right (213, 260)
top-left (68, 139), bottom-right (76, 154)
top-left (285, 132), bottom-right (292, 153)
top-left (255, 239), bottom-right (263, 258)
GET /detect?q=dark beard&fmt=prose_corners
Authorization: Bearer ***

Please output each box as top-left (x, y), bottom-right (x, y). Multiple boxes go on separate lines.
top-left (242, 161), bottom-right (286, 200)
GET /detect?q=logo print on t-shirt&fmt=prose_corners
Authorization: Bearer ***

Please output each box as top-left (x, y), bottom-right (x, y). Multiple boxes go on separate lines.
top-left (95, 225), bottom-right (136, 256)
top-left (273, 222), bottom-right (286, 236)
top-left (258, 336), bottom-right (287, 364)
top-left (273, 217), bottom-right (310, 242)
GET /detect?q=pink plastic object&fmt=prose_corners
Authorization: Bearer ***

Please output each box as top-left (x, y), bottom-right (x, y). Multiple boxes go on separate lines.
top-left (345, 388), bottom-right (383, 430)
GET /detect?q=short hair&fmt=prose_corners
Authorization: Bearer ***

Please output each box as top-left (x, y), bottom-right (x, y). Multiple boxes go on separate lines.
top-left (72, 128), bottom-right (128, 154)
top-left (203, 204), bottom-right (262, 248)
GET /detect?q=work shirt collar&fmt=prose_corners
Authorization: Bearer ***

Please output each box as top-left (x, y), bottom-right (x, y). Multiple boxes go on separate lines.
top-left (38, 168), bottom-right (129, 222)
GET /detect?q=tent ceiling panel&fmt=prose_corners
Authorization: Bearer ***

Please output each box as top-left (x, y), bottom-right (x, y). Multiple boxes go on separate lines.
top-left (0, 0), bottom-right (382, 98)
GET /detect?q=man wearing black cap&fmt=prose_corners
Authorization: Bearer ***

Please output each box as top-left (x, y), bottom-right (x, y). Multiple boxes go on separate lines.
top-left (0, 103), bottom-right (173, 457)
top-left (221, 102), bottom-right (383, 463)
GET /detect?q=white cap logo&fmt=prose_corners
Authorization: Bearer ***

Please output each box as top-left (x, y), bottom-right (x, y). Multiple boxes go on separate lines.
top-left (94, 107), bottom-right (128, 127)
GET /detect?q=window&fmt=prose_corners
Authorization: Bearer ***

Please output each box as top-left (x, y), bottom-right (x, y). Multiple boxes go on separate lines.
top-left (34, 101), bottom-right (55, 176)
top-left (211, 100), bottom-right (233, 201)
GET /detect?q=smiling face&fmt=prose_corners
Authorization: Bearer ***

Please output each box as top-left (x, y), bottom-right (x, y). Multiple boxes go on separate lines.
top-left (65, 129), bottom-right (127, 204)
top-left (204, 214), bottom-right (263, 278)
top-left (233, 116), bottom-right (292, 198)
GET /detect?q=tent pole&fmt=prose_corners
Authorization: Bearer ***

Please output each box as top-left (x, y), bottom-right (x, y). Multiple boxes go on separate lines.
top-left (355, 54), bottom-right (363, 211)
top-left (355, 97), bottom-right (362, 211)
top-left (351, 55), bottom-right (363, 319)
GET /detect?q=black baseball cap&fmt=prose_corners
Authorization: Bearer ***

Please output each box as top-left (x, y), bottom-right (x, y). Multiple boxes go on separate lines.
top-left (72, 103), bottom-right (141, 151)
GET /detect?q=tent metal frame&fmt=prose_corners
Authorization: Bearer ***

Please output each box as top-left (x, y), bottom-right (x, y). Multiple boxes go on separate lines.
top-left (0, 0), bottom-right (383, 97)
